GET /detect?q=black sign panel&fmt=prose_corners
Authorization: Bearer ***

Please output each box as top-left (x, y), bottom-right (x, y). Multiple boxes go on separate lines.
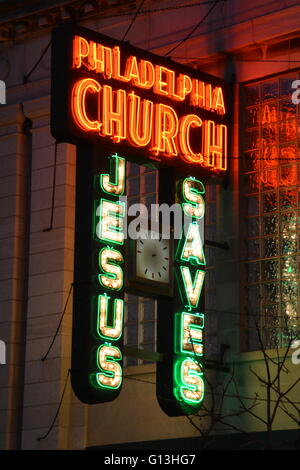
top-left (51, 23), bottom-right (230, 410)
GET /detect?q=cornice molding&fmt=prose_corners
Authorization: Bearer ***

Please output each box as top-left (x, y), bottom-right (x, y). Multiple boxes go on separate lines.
top-left (22, 95), bottom-right (51, 121)
top-left (0, 0), bottom-right (136, 43)
top-left (0, 103), bottom-right (25, 131)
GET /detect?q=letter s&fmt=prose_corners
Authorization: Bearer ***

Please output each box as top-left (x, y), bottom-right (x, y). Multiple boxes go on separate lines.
top-left (182, 177), bottom-right (205, 219)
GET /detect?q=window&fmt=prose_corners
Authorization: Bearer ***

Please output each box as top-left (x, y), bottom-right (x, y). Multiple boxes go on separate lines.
top-left (242, 72), bottom-right (300, 350)
top-left (124, 294), bottom-right (157, 366)
top-left (124, 161), bottom-right (158, 366)
top-left (204, 185), bottom-right (218, 359)
top-left (124, 161), bottom-right (217, 364)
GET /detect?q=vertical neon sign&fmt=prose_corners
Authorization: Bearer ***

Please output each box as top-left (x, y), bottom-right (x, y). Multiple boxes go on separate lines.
top-left (91, 154), bottom-right (126, 394)
top-left (157, 175), bottom-right (206, 416)
top-left (53, 24), bottom-right (228, 410)
top-left (174, 178), bottom-right (205, 411)
top-left (71, 150), bottom-right (126, 403)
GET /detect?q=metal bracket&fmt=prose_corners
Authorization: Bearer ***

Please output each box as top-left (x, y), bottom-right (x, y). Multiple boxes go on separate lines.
top-left (124, 346), bottom-right (162, 362)
top-left (205, 175), bottom-right (229, 189)
top-left (205, 239), bottom-right (230, 250)
top-left (124, 346), bottom-right (230, 372)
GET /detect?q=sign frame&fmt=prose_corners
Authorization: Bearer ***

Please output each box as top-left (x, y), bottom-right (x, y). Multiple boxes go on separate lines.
top-left (51, 22), bottom-right (231, 410)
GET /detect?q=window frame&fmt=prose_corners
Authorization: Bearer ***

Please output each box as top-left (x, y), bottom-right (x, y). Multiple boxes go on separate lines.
top-left (240, 68), bottom-right (300, 352)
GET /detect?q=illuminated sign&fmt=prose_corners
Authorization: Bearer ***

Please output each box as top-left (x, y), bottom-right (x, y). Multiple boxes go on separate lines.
top-left (174, 179), bottom-right (205, 411)
top-left (157, 176), bottom-right (206, 415)
top-left (51, 24), bottom-right (229, 409)
top-left (71, 150), bottom-right (126, 403)
top-left (51, 23), bottom-right (228, 178)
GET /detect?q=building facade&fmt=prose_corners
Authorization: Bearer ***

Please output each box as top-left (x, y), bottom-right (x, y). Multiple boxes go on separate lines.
top-left (0, 0), bottom-right (299, 450)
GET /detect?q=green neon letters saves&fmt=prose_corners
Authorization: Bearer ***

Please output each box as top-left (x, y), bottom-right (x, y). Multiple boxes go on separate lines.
top-left (174, 176), bottom-right (206, 410)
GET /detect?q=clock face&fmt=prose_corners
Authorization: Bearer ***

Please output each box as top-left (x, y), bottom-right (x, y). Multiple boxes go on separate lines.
top-left (135, 231), bottom-right (171, 284)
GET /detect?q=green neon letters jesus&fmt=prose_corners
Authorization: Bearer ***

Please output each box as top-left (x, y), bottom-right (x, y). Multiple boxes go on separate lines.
top-left (100, 154), bottom-right (125, 196)
top-left (95, 198), bottom-right (125, 245)
top-left (98, 247), bottom-right (124, 291)
top-left (90, 153), bottom-right (126, 397)
top-left (94, 344), bottom-right (122, 390)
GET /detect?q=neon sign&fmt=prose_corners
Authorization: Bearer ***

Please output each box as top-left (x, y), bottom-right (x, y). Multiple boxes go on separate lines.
top-left (93, 154), bottom-right (126, 394)
top-left (72, 35), bottom-right (225, 109)
top-left (157, 176), bottom-right (206, 415)
top-left (71, 79), bottom-right (227, 169)
top-left (51, 24), bottom-right (228, 177)
top-left (70, 62), bottom-right (227, 168)
top-left (52, 24), bottom-right (229, 409)
top-left (174, 178), bottom-right (206, 411)
top-left (70, 49), bottom-right (227, 169)
top-left (71, 151), bottom-right (126, 403)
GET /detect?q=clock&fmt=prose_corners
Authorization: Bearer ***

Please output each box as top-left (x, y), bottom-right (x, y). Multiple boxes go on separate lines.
top-left (136, 231), bottom-right (171, 284)
top-left (126, 227), bottom-right (173, 297)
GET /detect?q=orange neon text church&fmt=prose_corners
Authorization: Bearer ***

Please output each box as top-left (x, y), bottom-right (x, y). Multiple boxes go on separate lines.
top-left (70, 36), bottom-right (228, 171)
